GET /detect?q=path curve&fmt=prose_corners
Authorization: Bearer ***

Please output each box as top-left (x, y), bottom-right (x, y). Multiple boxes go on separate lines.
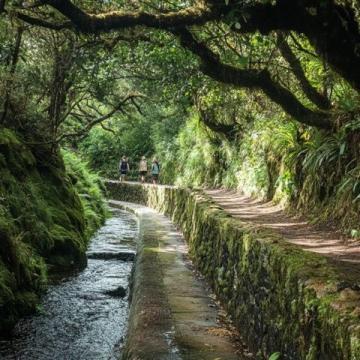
top-left (108, 181), bottom-right (360, 275)
top-left (205, 189), bottom-right (360, 267)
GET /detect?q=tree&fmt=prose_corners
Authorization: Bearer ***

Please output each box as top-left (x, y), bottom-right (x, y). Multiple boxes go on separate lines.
top-left (6, 0), bottom-right (360, 130)
top-left (0, 18), bottom-right (143, 145)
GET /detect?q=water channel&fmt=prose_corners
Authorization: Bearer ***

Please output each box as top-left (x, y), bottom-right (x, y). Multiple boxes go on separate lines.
top-left (0, 207), bottom-right (137, 360)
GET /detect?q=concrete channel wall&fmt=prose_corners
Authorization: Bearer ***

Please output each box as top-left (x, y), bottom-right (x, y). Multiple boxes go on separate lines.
top-left (111, 200), bottom-right (242, 360)
top-left (106, 181), bottom-right (360, 359)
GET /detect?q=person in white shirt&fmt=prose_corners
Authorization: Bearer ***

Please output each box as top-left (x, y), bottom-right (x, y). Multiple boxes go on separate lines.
top-left (139, 156), bottom-right (148, 183)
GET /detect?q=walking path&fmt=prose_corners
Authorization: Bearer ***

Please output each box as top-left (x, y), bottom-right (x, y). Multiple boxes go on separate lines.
top-left (205, 189), bottom-right (360, 271)
top-left (109, 200), bottom-right (250, 360)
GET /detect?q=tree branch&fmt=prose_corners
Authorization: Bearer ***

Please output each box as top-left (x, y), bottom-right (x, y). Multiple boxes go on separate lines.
top-left (14, 1), bottom-right (360, 93)
top-left (229, 1), bottom-right (360, 93)
top-left (100, 123), bottom-right (116, 134)
top-left (0, 0), bottom-right (5, 14)
top-left (277, 33), bottom-right (331, 110)
top-left (198, 107), bottom-right (237, 141)
top-left (16, 12), bottom-right (72, 30)
top-left (56, 94), bottom-right (140, 142)
top-left (173, 28), bottom-right (332, 130)
top-left (41, 0), bottom-right (216, 33)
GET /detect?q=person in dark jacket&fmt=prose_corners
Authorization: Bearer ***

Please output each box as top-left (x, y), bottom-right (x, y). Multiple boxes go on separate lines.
top-left (119, 156), bottom-right (130, 182)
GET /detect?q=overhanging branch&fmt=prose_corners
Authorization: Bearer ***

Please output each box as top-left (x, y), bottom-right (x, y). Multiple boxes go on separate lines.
top-left (173, 28), bottom-right (332, 130)
top-left (56, 93), bottom-right (141, 142)
top-left (14, 0), bottom-right (360, 93)
top-left (229, 1), bottom-right (360, 93)
top-left (198, 107), bottom-right (237, 141)
top-left (40, 0), bottom-right (216, 33)
top-left (277, 33), bottom-right (331, 110)
top-left (16, 12), bottom-right (72, 30)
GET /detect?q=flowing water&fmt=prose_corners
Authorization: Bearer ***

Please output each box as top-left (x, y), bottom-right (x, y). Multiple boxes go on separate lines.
top-left (0, 207), bottom-right (137, 360)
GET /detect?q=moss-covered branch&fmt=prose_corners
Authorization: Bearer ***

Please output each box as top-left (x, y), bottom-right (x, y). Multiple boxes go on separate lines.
top-left (33, 0), bottom-right (360, 93)
top-left (229, 1), bottom-right (360, 93)
top-left (174, 28), bottom-right (332, 130)
top-left (16, 12), bottom-right (72, 30)
top-left (9, 0), bottom-right (358, 133)
top-left (37, 0), bottom-right (216, 32)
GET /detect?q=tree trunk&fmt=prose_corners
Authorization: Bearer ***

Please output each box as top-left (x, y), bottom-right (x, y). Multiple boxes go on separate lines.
top-left (1, 27), bottom-right (24, 124)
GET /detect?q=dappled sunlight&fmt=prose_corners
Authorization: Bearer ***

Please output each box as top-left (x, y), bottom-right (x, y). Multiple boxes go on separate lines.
top-left (2, 0), bottom-right (360, 356)
top-left (154, 243), bottom-right (188, 255)
top-left (206, 189), bottom-right (360, 264)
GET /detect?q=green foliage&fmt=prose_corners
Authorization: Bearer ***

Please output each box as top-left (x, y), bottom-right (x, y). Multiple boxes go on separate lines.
top-left (269, 352), bottom-right (281, 360)
top-left (1, 0), bottom-right (359, 349)
top-left (0, 128), bottom-right (106, 333)
top-left (62, 149), bottom-right (108, 237)
top-left (153, 109), bottom-right (360, 234)
top-left (79, 112), bottom-right (154, 179)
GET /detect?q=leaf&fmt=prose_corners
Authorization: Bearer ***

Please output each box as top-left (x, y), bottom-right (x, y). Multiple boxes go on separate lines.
top-left (224, 0), bottom-right (229, 5)
top-left (269, 352), bottom-right (281, 360)
top-left (237, 55), bottom-right (249, 68)
top-left (234, 22), bottom-right (241, 30)
top-left (339, 143), bottom-right (346, 155)
top-left (351, 229), bottom-right (360, 238)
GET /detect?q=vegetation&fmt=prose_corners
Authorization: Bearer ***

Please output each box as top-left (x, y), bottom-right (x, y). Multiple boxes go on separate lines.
top-left (0, 0), bottom-right (360, 335)
top-left (62, 150), bottom-right (108, 237)
top-left (157, 111), bottom-right (360, 234)
top-left (0, 128), bottom-right (106, 333)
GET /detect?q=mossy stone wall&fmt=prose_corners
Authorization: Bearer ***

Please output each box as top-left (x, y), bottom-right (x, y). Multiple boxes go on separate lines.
top-left (106, 181), bottom-right (360, 359)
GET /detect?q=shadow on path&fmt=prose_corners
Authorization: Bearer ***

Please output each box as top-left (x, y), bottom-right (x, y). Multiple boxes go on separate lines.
top-left (205, 189), bottom-right (360, 270)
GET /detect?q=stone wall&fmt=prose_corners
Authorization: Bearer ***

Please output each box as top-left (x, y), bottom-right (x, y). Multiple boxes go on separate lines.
top-left (106, 181), bottom-right (360, 359)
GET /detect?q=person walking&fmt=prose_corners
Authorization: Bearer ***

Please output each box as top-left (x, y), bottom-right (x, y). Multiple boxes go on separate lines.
top-left (151, 158), bottom-right (160, 184)
top-left (139, 156), bottom-right (148, 183)
top-left (119, 156), bottom-right (130, 182)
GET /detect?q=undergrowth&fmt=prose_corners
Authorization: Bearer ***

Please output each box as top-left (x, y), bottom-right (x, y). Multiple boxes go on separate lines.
top-left (62, 150), bottom-right (108, 238)
top-left (0, 128), bottom-right (107, 333)
top-left (157, 113), bottom-right (360, 238)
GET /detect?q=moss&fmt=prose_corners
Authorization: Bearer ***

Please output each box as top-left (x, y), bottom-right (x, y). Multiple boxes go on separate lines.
top-left (107, 182), bottom-right (360, 360)
top-left (0, 128), bottom-right (107, 333)
top-left (0, 260), bottom-right (15, 305)
top-left (62, 150), bottom-right (108, 237)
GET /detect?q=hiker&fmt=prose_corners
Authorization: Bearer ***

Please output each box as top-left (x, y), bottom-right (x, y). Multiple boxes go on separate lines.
top-left (139, 156), bottom-right (148, 183)
top-left (151, 158), bottom-right (160, 184)
top-left (119, 156), bottom-right (130, 182)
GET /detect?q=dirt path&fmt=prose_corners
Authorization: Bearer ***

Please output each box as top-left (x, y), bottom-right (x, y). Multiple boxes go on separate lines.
top-left (205, 189), bottom-right (360, 267)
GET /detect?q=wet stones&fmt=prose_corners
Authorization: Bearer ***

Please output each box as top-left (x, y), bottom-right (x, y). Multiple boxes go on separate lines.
top-left (87, 251), bottom-right (135, 261)
top-left (103, 285), bottom-right (127, 298)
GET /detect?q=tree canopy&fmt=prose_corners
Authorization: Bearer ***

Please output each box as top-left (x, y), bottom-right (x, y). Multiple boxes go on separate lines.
top-left (3, 0), bottom-right (360, 130)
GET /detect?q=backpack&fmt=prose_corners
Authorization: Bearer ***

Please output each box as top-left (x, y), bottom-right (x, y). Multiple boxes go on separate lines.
top-left (120, 160), bottom-right (128, 170)
top-left (152, 161), bottom-right (160, 174)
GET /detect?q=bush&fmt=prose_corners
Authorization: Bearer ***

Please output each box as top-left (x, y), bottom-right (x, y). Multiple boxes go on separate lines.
top-left (62, 149), bottom-right (108, 237)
